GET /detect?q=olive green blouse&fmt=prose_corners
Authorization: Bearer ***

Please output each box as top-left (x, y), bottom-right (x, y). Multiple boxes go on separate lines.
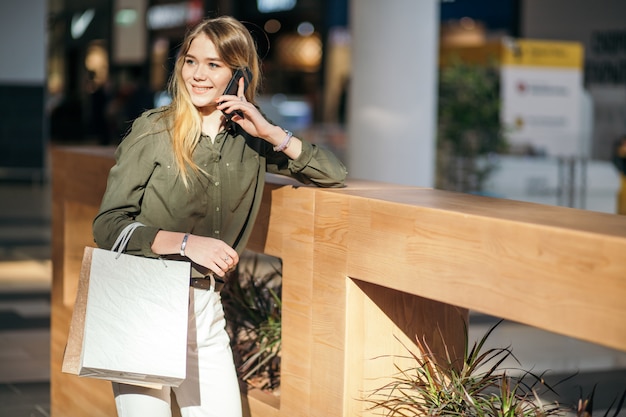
top-left (92, 106), bottom-right (347, 258)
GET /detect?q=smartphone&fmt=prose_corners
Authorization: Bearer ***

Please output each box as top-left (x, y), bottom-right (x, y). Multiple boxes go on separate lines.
top-left (221, 67), bottom-right (252, 120)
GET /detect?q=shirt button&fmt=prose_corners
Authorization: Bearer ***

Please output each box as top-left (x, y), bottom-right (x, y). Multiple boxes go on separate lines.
top-left (214, 230), bottom-right (220, 235)
top-left (216, 207), bottom-right (220, 212)
top-left (214, 181), bottom-right (220, 186)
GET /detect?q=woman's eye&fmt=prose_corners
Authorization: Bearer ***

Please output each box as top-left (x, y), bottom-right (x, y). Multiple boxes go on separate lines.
top-left (185, 58), bottom-right (196, 66)
top-left (208, 62), bottom-right (219, 69)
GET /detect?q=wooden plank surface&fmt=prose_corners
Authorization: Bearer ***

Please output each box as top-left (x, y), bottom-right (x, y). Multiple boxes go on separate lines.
top-left (339, 188), bottom-right (626, 352)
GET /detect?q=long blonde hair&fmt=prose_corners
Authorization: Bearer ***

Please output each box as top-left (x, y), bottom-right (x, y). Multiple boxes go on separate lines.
top-left (166, 16), bottom-right (261, 187)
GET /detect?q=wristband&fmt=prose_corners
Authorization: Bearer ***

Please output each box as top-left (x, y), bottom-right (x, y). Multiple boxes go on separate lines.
top-left (273, 130), bottom-right (293, 152)
top-left (180, 233), bottom-right (189, 256)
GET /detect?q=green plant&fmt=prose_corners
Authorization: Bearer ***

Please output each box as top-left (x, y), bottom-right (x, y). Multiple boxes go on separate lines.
top-left (577, 385), bottom-right (626, 417)
top-left (221, 251), bottom-right (282, 393)
top-left (364, 320), bottom-right (563, 417)
top-left (436, 58), bottom-right (508, 193)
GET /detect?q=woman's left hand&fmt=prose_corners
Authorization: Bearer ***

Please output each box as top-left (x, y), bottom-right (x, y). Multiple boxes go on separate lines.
top-left (216, 77), bottom-right (276, 139)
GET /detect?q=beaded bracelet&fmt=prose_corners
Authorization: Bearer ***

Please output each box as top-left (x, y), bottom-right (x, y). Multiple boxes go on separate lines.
top-left (273, 130), bottom-right (293, 152)
top-left (180, 233), bottom-right (189, 256)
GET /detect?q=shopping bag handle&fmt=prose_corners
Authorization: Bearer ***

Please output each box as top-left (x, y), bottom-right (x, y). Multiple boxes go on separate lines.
top-left (111, 222), bottom-right (145, 258)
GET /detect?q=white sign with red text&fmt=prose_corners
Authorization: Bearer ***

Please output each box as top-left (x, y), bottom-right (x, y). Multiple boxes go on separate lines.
top-left (500, 39), bottom-right (585, 156)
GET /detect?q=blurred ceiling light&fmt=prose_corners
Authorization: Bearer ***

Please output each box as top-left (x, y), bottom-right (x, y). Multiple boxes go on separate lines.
top-left (264, 19), bottom-right (281, 34)
top-left (85, 41), bottom-right (109, 84)
top-left (440, 18), bottom-right (486, 47)
top-left (297, 21), bottom-right (314, 36)
top-left (276, 32), bottom-right (322, 71)
top-left (147, 3), bottom-right (187, 30)
top-left (257, 0), bottom-right (296, 13)
top-left (71, 9), bottom-right (95, 39)
top-left (116, 8), bottom-right (138, 26)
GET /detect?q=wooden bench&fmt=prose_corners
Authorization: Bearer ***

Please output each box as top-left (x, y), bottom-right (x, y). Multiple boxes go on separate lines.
top-left (50, 146), bottom-right (626, 417)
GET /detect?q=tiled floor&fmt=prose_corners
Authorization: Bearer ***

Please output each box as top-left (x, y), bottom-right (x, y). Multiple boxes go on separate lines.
top-left (0, 178), bottom-right (625, 417)
top-left (0, 382), bottom-right (50, 417)
top-left (0, 180), bottom-right (51, 417)
top-left (468, 316), bottom-right (626, 412)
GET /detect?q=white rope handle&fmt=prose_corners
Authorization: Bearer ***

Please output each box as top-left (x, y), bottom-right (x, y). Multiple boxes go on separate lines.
top-left (111, 222), bottom-right (145, 258)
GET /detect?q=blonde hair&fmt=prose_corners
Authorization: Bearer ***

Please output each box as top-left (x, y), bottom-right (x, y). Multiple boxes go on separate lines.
top-left (165, 16), bottom-right (261, 187)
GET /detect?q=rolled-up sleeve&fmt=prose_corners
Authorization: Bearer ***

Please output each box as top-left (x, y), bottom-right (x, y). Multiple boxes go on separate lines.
top-left (267, 140), bottom-right (347, 188)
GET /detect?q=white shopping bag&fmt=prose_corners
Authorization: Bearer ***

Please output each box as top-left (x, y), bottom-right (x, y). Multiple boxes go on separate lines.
top-left (63, 223), bottom-right (191, 388)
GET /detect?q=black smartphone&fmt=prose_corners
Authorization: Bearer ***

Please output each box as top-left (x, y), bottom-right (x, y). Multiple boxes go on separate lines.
top-left (221, 67), bottom-right (252, 120)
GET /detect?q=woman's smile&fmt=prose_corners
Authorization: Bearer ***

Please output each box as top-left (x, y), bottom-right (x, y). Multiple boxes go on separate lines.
top-left (191, 85), bottom-right (212, 94)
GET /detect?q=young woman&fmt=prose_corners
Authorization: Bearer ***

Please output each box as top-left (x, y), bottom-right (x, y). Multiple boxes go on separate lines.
top-left (92, 15), bottom-right (347, 417)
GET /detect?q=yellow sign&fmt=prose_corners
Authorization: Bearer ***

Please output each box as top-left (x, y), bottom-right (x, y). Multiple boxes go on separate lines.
top-left (501, 39), bottom-right (584, 69)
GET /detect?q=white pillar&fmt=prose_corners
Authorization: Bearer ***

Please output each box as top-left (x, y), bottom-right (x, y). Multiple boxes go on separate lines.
top-left (0, 0), bottom-right (46, 83)
top-left (347, 0), bottom-right (439, 187)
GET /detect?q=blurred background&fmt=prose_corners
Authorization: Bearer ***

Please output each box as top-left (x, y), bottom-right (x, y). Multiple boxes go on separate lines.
top-left (1, 0), bottom-right (626, 415)
top-left (0, 0), bottom-right (624, 214)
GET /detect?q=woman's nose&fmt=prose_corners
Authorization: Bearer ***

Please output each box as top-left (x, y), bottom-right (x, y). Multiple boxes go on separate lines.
top-left (193, 65), bottom-right (207, 80)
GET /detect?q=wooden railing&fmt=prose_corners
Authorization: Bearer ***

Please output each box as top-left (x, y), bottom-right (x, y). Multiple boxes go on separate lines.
top-left (50, 146), bottom-right (626, 417)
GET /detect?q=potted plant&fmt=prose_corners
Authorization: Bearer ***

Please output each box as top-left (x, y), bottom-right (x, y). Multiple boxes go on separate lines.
top-left (221, 250), bottom-right (283, 395)
top-left (363, 320), bottom-right (565, 417)
top-left (436, 58), bottom-right (508, 194)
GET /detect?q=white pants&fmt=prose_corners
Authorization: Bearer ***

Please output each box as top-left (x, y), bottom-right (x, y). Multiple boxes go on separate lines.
top-left (112, 285), bottom-right (242, 417)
